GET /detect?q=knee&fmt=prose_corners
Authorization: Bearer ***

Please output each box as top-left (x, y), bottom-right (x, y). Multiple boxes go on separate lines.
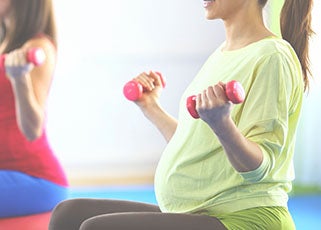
top-left (49, 199), bottom-right (84, 230)
top-left (51, 199), bottom-right (78, 218)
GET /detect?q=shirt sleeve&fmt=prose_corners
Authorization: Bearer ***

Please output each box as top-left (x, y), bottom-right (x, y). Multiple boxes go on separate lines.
top-left (236, 52), bottom-right (296, 182)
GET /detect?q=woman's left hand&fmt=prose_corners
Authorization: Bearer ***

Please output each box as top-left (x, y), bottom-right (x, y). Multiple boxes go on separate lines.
top-left (5, 49), bottom-right (34, 80)
top-left (195, 82), bottom-right (233, 126)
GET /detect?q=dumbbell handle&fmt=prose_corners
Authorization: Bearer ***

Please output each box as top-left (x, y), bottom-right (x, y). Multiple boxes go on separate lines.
top-left (186, 80), bottom-right (245, 119)
top-left (123, 72), bottom-right (165, 101)
top-left (0, 47), bottom-right (46, 69)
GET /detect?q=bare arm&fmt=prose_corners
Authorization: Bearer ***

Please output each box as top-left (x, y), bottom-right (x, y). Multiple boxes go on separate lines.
top-left (196, 83), bottom-right (263, 172)
top-left (133, 71), bottom-right (177, 142)
top-left (5, 37), bottom-right (56, 141)
top-left (140, 101), bottom-right (177, 143)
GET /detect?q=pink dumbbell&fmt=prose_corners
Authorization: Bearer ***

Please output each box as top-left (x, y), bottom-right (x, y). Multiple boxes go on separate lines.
top-left (123, 71), bottom-right (166, 101)
top-left (186, 80), bottom-right (245, 119)
top-left (0, 47), bottom-right (46, 70)
top-left (25, 47), bottom-right (46, 66)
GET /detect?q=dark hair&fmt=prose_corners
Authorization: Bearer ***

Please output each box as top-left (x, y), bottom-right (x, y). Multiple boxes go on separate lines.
top-left (259, 0), bottom-right (314, 91)
top-left (1, 0), bottom-right (57, 53)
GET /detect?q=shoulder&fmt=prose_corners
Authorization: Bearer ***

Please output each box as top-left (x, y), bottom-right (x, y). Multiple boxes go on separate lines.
top-left (253, 38), bottom-right (304, 92)
top-left (252, 37), bottom-right (301, 72)
top-left (255, 37), bottom-right (298, 61)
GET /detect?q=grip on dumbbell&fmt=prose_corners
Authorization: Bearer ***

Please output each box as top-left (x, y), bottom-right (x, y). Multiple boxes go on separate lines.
top-left (186, 80), bottom-right (245, 119)
top-left (123, 71), bottom-right (165, 101)
top-left (0, 47), bottom-right (46, 69)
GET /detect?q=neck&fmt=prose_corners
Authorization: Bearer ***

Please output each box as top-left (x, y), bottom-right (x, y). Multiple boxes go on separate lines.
top-left (222, 5), bottom-right (274, 51)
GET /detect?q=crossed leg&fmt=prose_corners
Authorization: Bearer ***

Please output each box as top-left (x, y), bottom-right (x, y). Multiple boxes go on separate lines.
top-left (49, 198), bottom-right (226, 230)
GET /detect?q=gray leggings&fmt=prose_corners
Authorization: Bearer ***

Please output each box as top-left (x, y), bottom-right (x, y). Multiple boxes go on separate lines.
top-left (49, 198), bottom-right (227, 230)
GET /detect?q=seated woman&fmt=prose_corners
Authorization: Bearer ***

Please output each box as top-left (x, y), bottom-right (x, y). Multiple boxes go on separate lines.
top-left (0, 0), bottom-right (68, 218)
top-left (49, 0), bottom-right (313, 229)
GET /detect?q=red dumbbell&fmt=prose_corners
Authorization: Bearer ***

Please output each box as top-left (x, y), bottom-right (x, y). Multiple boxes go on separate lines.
top-left (186, 80), bottom-right (245, 119)
top-left (26, 47), bottom-right (46, 66)
top-left (0, 47), bottom-right (46, 70)
top-left (123, 71), bottom-right (166, 101)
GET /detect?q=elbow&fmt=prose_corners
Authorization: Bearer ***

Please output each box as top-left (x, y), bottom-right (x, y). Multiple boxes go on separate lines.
top-left (15, 108), bottom-right (46, 141)
top-left (20, 123), bottom-right (43, 141)
top-left (242, 172), bottom-right (266, 183)
top-left (25, 131), bottom-right (42, 141)
top-left (23, 129), bottom-right (43, 141)
top-left (240, 154), bottom-right (270, 183)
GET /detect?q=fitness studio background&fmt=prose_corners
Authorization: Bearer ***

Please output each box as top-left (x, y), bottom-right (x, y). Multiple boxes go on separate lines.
top-left (47, 0), bottom-right (321, 190)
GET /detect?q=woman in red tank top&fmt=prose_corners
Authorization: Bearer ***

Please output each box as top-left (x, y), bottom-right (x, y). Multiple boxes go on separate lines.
top-left (0, 0), bottom-right (68, 217)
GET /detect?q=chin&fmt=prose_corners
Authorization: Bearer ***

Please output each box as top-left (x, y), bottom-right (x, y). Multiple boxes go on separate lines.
top-left (205, 14), bottom-right (217, 20)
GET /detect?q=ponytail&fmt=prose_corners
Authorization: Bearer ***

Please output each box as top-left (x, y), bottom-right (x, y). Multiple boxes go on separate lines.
top-left (280, 0), bottom-right (314, 91)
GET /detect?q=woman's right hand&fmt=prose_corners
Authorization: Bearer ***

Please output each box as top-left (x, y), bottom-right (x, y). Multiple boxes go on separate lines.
top-left (132, 71), bottom-right (177, 142)
top-left (133, 71), bottom-right (164, 109)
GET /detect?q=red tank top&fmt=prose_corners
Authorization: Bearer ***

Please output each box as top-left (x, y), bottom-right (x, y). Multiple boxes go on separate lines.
top-left (0, 44), bottom-right (68, 186)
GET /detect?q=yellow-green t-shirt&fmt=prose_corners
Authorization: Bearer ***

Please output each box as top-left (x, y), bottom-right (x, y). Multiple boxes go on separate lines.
top-left (154, 37), bottom-right (304, 216)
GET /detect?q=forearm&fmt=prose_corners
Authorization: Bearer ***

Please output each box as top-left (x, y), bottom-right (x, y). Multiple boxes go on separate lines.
top-left (141, 102), bottom-right (177, 142)
top-left (11, 75), bottom-right (45, 141)
top-left (210, 116), bottom-right (263, 172)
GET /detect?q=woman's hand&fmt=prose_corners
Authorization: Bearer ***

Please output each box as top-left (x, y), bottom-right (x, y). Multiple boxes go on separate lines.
top-left (133, 71), bottom-right (164, 109)
top-left (5, 49), bottom-right (34, 80)
top-left (4, 37), bottom-right (56, 141)
top-left (130, 71), bottom-right (177, 142)
top-left (196, 82), bottom-right (233, 128)
top-left (195, 82), bottom-right (263, 173)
